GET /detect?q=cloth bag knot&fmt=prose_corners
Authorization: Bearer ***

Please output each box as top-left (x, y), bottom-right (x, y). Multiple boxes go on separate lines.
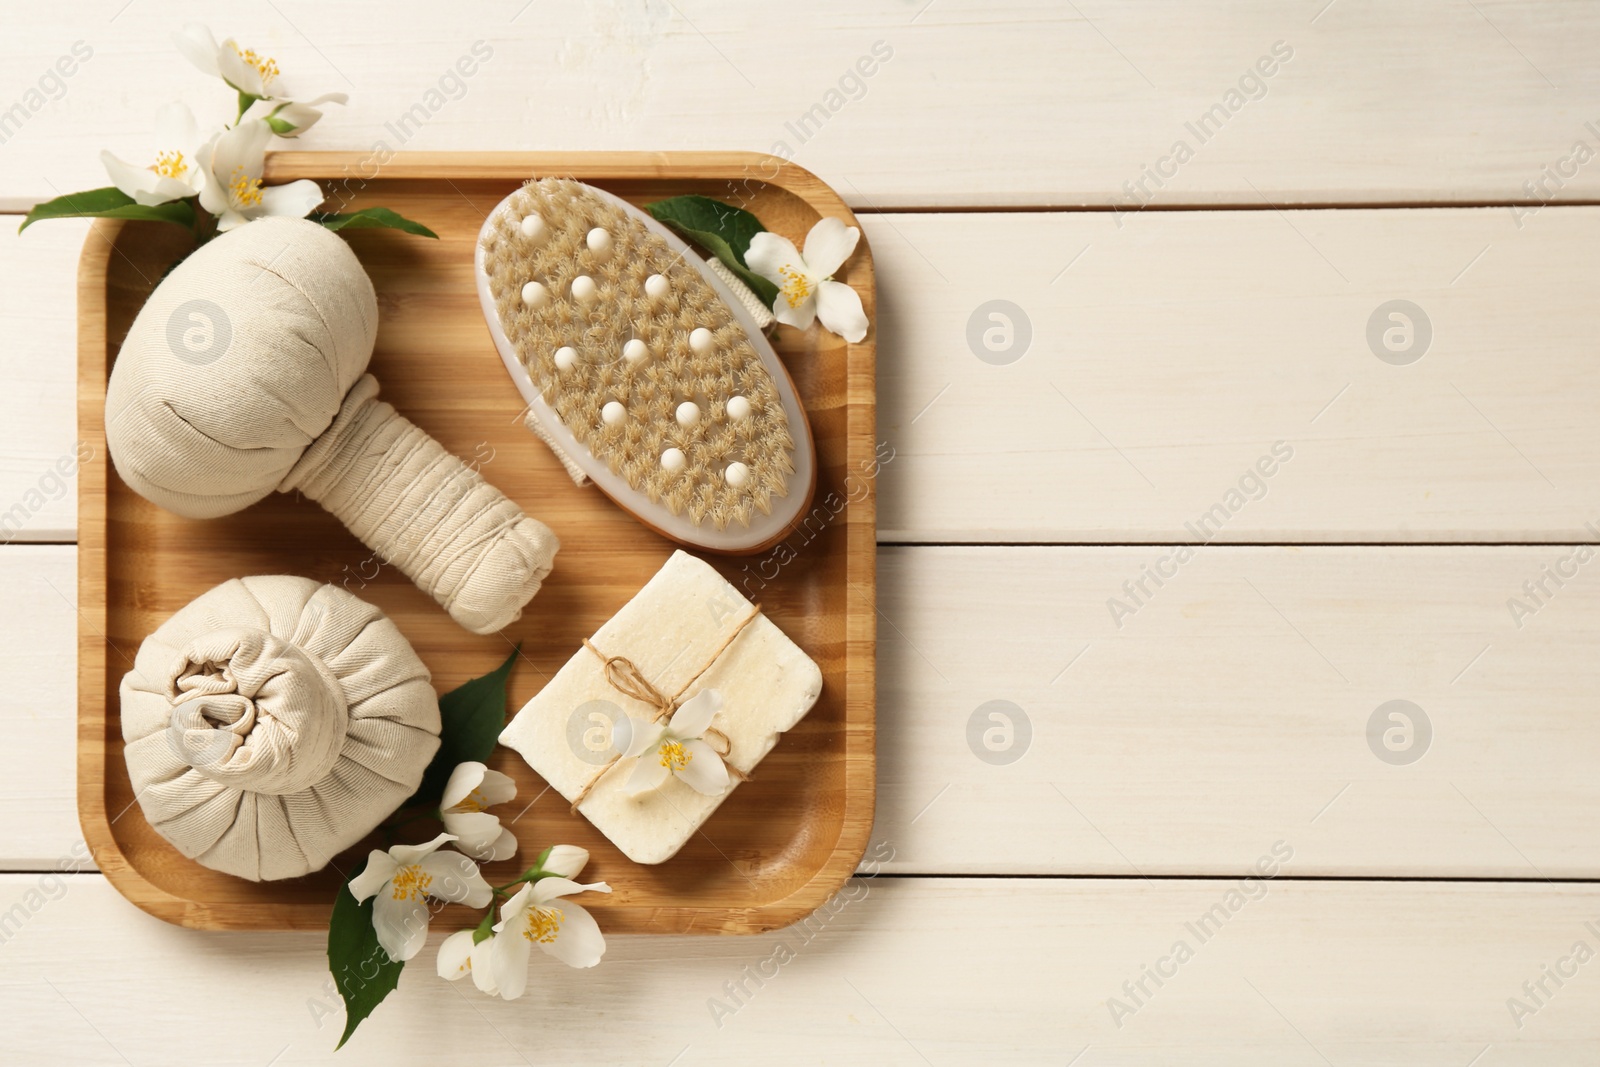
top-left (120, 576), bottom-right (441, 881)
top-left (163, 625), bottom-right (349, 795)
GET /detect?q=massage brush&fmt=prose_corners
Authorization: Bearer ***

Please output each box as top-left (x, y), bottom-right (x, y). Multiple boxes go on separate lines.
top-left (475, 179), bottom-right (816, 554)
top-left (104, 216), bottom-right (559, 635)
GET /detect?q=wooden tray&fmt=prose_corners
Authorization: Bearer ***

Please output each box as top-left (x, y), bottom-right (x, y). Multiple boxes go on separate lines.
top-left (76, 152), bottom-right (876, 934)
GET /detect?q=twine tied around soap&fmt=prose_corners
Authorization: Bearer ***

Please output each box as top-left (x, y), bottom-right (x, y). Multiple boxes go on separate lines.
top-left (568, 604), bottom-right (762, 812)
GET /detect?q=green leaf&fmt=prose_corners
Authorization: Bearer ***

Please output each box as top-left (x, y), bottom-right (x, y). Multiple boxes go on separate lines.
top-left (409, 648), bottom-right (519, 808)
top-left (328, 865), bottom-right (406, 1050)
top-left (649, 195), bottom-right (767, 262)
top-left (312, 206), bottom-right (438, 239)
top-left (647, 195), bottom-right (780, 308)
top-left (19, 187), bottom-right (196, 233)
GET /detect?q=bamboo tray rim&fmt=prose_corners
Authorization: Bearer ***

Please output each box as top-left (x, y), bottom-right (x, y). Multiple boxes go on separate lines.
top-left (76, 150), bottom-right (877, 934)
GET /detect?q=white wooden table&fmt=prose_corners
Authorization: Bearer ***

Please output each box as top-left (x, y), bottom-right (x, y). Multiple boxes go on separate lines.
top-left (5, 2), bottom-right (1600, 1062)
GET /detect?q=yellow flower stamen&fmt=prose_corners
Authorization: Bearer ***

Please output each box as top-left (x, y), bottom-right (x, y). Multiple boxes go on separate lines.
top-left (778, 265), bottom-right (812, 309)
top-left (658, 740), bottom-right (691, 772)
top-left (228, 167), bottom-right (264, 208)
top-left (454, 788), bottom-right (489, 813)
top-left (150, 150), bottom-right (187, 180)
top-left (231, 43), bottom-right (280, 89)
top-left (522, 905), bottom-right (563, 944)
top-left (390, 865), bottom-right (432, 901)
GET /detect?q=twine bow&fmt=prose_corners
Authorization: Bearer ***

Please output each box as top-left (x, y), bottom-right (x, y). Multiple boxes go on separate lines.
top-left (568, 604), bottom-right (761, 812)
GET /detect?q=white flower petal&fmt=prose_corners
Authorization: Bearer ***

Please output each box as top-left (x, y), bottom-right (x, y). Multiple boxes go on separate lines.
top-left (620, 718), bottom-right (665, 760)
top-left (372, 890), bottom-right (430, 962)
top-left (485, 825), bottom-right (519, 862)
top-left (417, 850), bottom-right (493, 908)
top-left (436, 929), bottom-right (476, 980)
top-left (773, 294), bottom-right (818, 331)
top-left (258, 178), bottom-right (324, 220)
top-left (440, 810), bottom-right (506, 860)
top-left (441, 761), bottom-right (488, 811)
top-left (530, 877), bottom-right (611, 905)
top-left (675, 737), bottom-right (731, 796)
top-left (99, 151), bottom-right (187, 206)
top-left (497, 882), bottom-right (533, 924)
top-left (173, 24), bottom-right (222, 78)
top-left (265, 92), bottom-right (348, 135)
top-left (489, 919), bottom-right (532, 1000)
top-left (387, 832), bottom-right (456, 868)
top-left (217, 39), bottom-right (265, 97)
top-left (478, 769), bottom-right (518, 807)
top-left (346, 851), bottom-right (398, 903)
top-left (609, 713), bottom-right (633, 757)
top-left (469, 935), bottom-right (500, 996)
top-left (535, 900), bottom-right (607, 969)
top-left (801, 217), bottom-right (860, 278)
top-left (267, 102), bottom-right (319, 137)
top-left (744, 231), bottom-right (803, 284)
top-left (195, 134), bottom-right (227, 216)
top-left (669, 689), bottom-right (721, 739)
top-left (268, 102), bottom-right (319, 138)
top-left (214, 118), bottom-right (271, 178)
top-left (815, 279), bottom-right (869, 343)
top-left (624, 751), bottom-right (670, 796)
top-left (200, 121), bottom-right (271, 217)
top-left (539, 844), bottom-right (590, 880)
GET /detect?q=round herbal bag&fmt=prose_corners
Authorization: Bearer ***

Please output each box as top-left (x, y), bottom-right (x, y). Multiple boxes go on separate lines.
top-left (120, 575), bottom-right (441, 881)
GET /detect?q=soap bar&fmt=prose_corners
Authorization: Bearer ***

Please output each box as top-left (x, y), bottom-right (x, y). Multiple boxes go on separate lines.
top-left (499, 550), bottom-right (822, 864)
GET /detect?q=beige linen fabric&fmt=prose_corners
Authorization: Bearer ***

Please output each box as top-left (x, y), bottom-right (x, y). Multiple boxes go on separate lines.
top-left (103, 216), bottom-right (557, 634)
top-left (120, 576), bottom-right (441, 882)
top-left (280, 375), bottom-right (559, 634)
top-left (104, 215), bottom-right (374, 519)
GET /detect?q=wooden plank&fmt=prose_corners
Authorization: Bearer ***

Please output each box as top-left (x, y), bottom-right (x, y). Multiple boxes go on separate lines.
top-left (0, 874), bottom-right (1596, 1064)
top-left (14, 543), bottom-right (1600, 879)
top-left (0, 219), bottom-right (85, 543)
top-left (872, 545), bottom-right (1600, 878)
top-left (15, 205), bottom-right (1600, 545)
top-left (3, 2), bottom-right (1600, 210)
top-left (875, 206), bottom-right (1600, 541)
top-left (0, 547), bottom-right (77, 869)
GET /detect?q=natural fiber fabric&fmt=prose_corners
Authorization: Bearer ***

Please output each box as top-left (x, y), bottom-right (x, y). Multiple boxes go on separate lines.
top-left (104, 216), bottom-right (375, 519)
top-left (102, 216), bottom-right (559, 634)
top-left (120, 576), bottom-right (441, 882)
top-left (281, 375), bottom-right (559, 635)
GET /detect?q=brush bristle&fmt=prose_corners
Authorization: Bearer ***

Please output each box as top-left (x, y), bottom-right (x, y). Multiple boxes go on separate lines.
top-left (481, 179), bottom-right (795, 529)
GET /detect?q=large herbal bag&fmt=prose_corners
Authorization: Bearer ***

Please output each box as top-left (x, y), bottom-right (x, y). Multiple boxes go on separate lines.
top-left (104, 216), bottom-right (558, 634)
top-left (120, 576), bottom-right (441, 881)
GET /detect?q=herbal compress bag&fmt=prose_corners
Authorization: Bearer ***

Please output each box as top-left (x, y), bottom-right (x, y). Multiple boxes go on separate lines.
top-left (120, 576), bottom-right (441, 881)
top-left (104, 216), bottom-right (558, 634)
